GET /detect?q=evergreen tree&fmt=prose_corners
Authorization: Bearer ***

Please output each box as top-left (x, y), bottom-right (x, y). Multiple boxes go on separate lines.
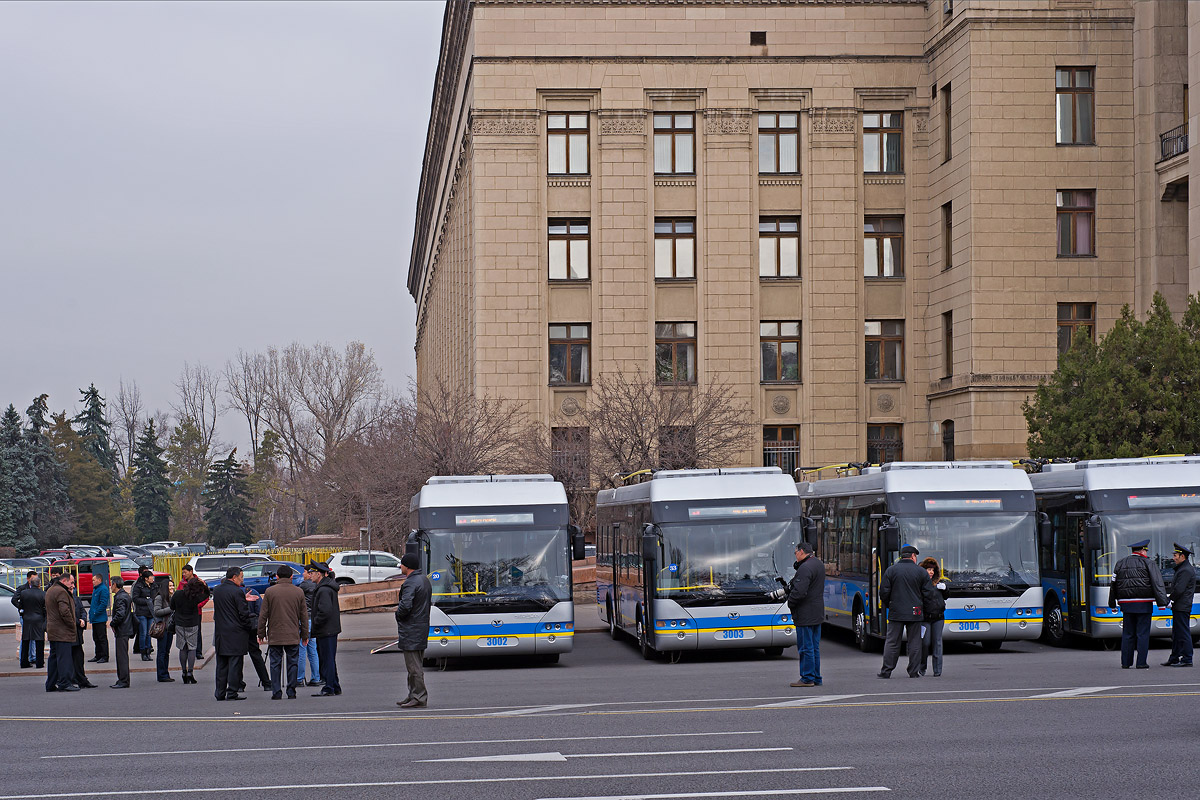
top-left (1024, 292), bottom-right (1200, 459)
top-left (202, 450), bottom-right (253, 548)
top-left (0, 405), bottom-right (37, 553)
top-left (132, 420), bottom-right (172, 542)
top-left (73, 384), bottom-right (118, 481)
top-left (24, 395), bottom-right (71, 551)
top-left (166, 417), bottom-right (209, 541)
top-left (50, 412), bottom-right (126, 545)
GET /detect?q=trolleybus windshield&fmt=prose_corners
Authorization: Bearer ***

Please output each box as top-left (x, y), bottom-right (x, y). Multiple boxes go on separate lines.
top-left (1095, 511), bottom-right (1200, 586)
top-left (653, 518), bottom-right (800, 606)
top-left (898, 513), bottom-right (1038, 593)
top-left (425, 527), bottom-right (571, 613)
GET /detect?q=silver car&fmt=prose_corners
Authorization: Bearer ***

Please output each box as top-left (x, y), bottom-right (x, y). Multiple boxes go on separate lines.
top-left (0, 584), bottom-right (19, 628)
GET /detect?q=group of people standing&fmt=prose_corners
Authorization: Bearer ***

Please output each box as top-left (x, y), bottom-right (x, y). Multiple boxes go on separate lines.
top-left (1109, 539), bottom-right (1196, 669)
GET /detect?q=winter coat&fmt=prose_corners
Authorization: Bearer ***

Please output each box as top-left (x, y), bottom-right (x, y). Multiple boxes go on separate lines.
top-left (45, 580), bottom-right (77, 643)
top-left (152, 592), bottom-right (173, 639)
top-left (298, 578), bottom-right (317, 613)
top-left (89, 583), bottom-right (110, 623)
top-left (12, 583), bottom-right (47, 641)
top-left (110, 589), bottom-right (136, 639)
top-left (394, 570), bottom-right (433, 651)
top-left (170, 581), bottom-right (210, 627)
top-left (257, 582), bottom-right (308, 646)
top-left (879, 558), bottom-right (936, 623)
top-left (1108, 553), bottom-right (1169, 611)
top-left (786, 556), bottom-right (826, 628)
top-left (924, 580), bottom-right (949, 623)
top-left (311, 576), bottom-right (341, 638)
top-left (1170, 559), bottom-right (1196, 611)
top-left (132, 579), bottom-right (154, 617)
top-left (212, 580), bottom-right (254, 657)
top-left (73, 596), bottom-right (87, 645)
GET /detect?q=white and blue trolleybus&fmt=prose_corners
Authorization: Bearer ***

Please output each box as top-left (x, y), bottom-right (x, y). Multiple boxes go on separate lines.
top-left (596, 467), bottom-right (801, 660)
top-left (407, 474), bottom-right (585, 662)
top-left (1030, 456), bottom-right (1200, 645)
top-left (797, 461), bottom-right (1043, 651)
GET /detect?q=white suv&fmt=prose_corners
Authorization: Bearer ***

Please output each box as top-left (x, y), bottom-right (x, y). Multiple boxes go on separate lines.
top-left (325, 550), bottom-right (402, 584)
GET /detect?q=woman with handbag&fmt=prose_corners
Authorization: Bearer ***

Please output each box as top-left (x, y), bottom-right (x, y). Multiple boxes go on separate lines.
top-left (170, 573), bottom-right (209, 685)
top-left (151, 577), bottom-right (175, 683)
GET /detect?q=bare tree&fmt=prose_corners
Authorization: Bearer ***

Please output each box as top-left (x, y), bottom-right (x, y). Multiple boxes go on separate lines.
top-left (173, 362), bottom-right (223, 460)
top-left (225, 349), bottom-right (270, 465)
top-left (111, 378), bottom-right (143, 477)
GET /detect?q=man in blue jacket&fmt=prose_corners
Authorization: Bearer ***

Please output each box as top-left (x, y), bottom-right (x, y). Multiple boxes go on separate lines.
top-left (88, 577), bottom-right (110, 663)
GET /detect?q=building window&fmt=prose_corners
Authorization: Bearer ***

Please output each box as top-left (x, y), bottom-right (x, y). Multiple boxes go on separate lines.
top-left (1055, 68), bottom-right (1094, 145)
top-left (548, 219), bottom-right (589, 280)
top-left (549, 324), bottom-right (590, 385)
top-left (763, 426), bottom-right (800, 477)
top-left (864, 217), bottom-right (903, 278)
top-left (760, 322), bottom-right (801, 383)
top-left (551, 427), bottom-right (591, 487)
top-left (758, 112), bottom-right (799, 174)
top-left (654, 113), bottom-right (695, 174)
top-left (654, 218), bottom-right (696, 279)
top-left (1056, 302), bottom-right (1095, 354)
top-left (548, 113), bottom-right (589, 175)
top-left (863, 113), bottom-right (903, 173)
top-left (942, 202), bottom-right (953, 270)
top-left (942, 311), bottom-right (953, 379)
top-left (759, 217), bottom-right (800, 278)
top-left (865, 321), bottom-right (904, 381)
top-left (867, 424), bottom-right (903, 465)
top-left (655, 322), bottom-right (696, 384)
top-left (941, 420), bottom-right (955, 462)
top-left (942, 83), bottom-right (952, 162)
top-left (1057, 190), bottom-right (1095, 256)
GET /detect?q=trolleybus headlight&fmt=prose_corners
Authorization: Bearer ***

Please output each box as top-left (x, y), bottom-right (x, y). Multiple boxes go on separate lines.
top-left (669, 620), bottom-right (677, 627)
top-left (555, 623), bottom-right (562, 630)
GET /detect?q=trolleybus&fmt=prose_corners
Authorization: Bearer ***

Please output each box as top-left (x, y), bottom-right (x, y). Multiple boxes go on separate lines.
top-left (798, 461), bottom-right (1043, 651)
top-left (406, 474), bottom-right (585, 662)
top-left (1030, 456), bottom-right (1200, 645)
top-left (596, 467), bottom-right (800, 660)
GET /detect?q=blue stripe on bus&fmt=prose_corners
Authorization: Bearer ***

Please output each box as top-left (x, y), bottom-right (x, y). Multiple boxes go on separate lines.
top-left (430, 622), bottom-right (574, 636)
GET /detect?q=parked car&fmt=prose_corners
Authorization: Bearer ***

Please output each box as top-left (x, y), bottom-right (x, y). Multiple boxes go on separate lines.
top-left (50, 558), bottom-right (168, 601)
top-left (324, 550), bottom-right (403, 585)
top-left (140, 544), bottom-right (169, 554)
top-left (160, 547), bottom-right (191, 556)
top-left (0, 584), bottom-right (19, 628)
top-left (119, 545), bottom-right (151, 556)
top-left (39, 550), bottom-right (72, 561)
top-left (147, 540), bottom-right (183, 549)
top-left (253, 539), bottom-right (277, 550)
top-left (66, 544), bottom-right (105, 557)
top-left (185, 543), bottom-right (210, 554)
top-left (205, 560), bottom-right (305, 592)
top-left (223, 543), bottom-right (247, 553)
top-left (0, 559), bottom-right (47, 571)
top-left (185, 553), bottom-right (274, 584)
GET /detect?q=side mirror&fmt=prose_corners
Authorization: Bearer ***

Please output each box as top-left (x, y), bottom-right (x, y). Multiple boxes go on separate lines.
top-left (1084, 517), bottom-right (1103, 551)
top-left (642, 530), bottom-right (659, 564)
top-left (801, 516), bottom-right (819, 552)
top-left (1038, 512), bottom-right (1053, 549)
top-left (570, 524), bottom-right (586, 561)
top-left (404, 531), bottom-right (422, 557)
top-left (873, 515), bottom-right (900, 554)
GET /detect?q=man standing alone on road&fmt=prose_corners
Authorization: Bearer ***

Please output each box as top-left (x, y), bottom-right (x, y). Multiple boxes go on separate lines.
top-left (89, 575), bottom-right (109, 664)
top-left (780, 541), bottom-right (824, 688)
top-left (45, 570), bottom-right (79, 692)
top-left (878, 545), bottom-right (934, 679)
top-left (1163, 543), bottom-right (1195, 668)
top-left (258, 565), bottom-right (308, 700)
top-left (212, 567), bottom-right (254, 701)
top-left (1108, 539), bottom-right (1169, 669)
top-left (309, 562), bottom-right (342, 697)
top-left (394, 553), bottom-right (432, 708)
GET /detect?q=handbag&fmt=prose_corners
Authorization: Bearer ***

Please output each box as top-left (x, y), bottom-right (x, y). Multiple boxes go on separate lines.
top-left (149, 617), bottom-right (168, 638)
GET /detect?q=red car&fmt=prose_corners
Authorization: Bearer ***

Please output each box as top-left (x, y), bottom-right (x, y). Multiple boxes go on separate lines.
top-left (50, 558), bottom-right (169, 599)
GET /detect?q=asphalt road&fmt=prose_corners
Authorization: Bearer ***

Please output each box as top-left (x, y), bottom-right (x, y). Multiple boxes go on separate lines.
top-left (0, 622), bottom-right (1196, 800)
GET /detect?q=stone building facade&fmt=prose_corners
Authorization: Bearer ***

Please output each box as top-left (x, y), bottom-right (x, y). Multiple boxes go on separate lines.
top-left (408, 0), bottom-right (1155, 474)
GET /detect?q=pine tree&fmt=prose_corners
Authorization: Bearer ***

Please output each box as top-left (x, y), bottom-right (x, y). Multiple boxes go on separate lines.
top-left (132, 420), bottom-right (172, 542)
top-left (24, 395), bottom-right (71, 551)
top-left (202, 450), bottom-right (253, 548)
top-left (166, 418), bottom-right (209, 541)
top-left (73, 384), bottom-right (118, 481)
top-left (50, 412), bottom-right (126, 545)
top-left (0, 405), bottom-right (37, 553)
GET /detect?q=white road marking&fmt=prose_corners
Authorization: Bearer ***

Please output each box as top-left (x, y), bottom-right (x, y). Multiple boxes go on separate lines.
top-left (756, 694), bottom-right (862, 708)
top-left (42, 730), bottom-right (763, 760)
top-left (1027, 686), bottom-right (1119, 699)
top-left (0, 767), bottom-right (854, 799)
top-left (418, 747), bottom-right (792, 763)
top-left (491, 703), bottom-right (598, 716)
top-left (537, 789), bottom-right (889, 800)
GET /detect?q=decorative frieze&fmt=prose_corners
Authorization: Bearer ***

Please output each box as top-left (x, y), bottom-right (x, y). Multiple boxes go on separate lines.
top-left (598, 113), bottom-right (645, 136)
top-left (811, 110), bottom-right (857, 134)
top-left (705, 112), bottom-right (752, 136)
top-left (471, 113), bottom-right (538, 136)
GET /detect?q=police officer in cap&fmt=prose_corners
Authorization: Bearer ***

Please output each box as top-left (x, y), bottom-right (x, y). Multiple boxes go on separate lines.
top-left (1108, 539), bottom-right (1168, 669)
top-left (1163, 543), bottom-right (1195, 667)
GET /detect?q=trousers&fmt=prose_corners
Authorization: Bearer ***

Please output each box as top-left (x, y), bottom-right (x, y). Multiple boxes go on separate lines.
top-left (796, 625), bottom-right (822, 684)
top-left (268, 645), bottom-right (300, 697)
top-left (316, 636), bottom-right (340, 692)
top-left (881, 620), bottom-right (922, 677)
top-left (1120, 610), bottom-right (1152, 668)
top-left (45, 641), bottom-right (75, 690)
top-left (403, 649), bottom-right (427, 704)
top-left (91, 623), bottom-right (109, 660)
top-left (214, 654), bottom-right (245, 700)
top-left (922, 619), bottom-right (945, 675)
top-left (1169, 607), bottom-right (1193, 664)
top-left (114, 635), bottom-right (130, 684)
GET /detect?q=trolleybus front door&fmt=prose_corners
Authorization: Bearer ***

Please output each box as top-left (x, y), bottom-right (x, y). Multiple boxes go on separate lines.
top-left (869, 521), bottom-right (886, 639)
top-left (1066, 516), bottom-right (1087, 634)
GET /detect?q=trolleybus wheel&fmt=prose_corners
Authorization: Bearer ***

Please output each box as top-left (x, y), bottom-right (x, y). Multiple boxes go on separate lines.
top-left (1099, 637), bottom-right (1119, 651)
top-left (763, 647), bottom-right (785, 658)
top-left (668, 650), bottom-right (683, 665)
top-left (542, 653), bottom-right (560, 664)
top-left (636, 614), bottom-right (654, 660)
top-left (1041, 600), bottom-right (1066, 646)
top-left (980, 639), bottom-right (1002, 652)
top-left (854, 607), bottom-right (873, 653)
top-left (607, 598), bottom-right (620, 640)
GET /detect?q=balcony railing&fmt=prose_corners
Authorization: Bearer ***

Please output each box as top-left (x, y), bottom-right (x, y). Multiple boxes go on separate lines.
top-left (763, 445), bottom-right (801, 478)
top-left (1160, 123), bottom-right (1189, 162)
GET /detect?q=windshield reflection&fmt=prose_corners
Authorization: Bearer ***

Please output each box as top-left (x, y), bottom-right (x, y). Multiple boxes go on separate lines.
top-left (426, 528), bottom-right (571, 613)
top-left (899, 513), bottom-right (1038, 592)
top-left (1097, 512), bottom-right (1200, 586)
top-left (654, 519), bottom-right (799, 606)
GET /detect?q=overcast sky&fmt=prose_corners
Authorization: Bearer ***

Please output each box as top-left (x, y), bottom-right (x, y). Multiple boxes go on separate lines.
top-left (0, 0), bottom-right (444, 448)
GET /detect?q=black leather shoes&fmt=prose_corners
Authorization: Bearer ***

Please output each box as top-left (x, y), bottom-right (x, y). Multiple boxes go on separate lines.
top-left (109, 682), bottom-right (129, 689)
top-left (1168, 661), bottom-right (1193, 667)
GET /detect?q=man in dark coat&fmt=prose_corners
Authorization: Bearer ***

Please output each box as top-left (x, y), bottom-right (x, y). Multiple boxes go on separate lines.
top-left (878, 545), bottom-right (935, 679)
top-left (394, 553), bottom-right (433, 708)
top-left (1108, 539), bottom-right (1169, 669)
top-left (258, 565), bottom-right (308, 700)
top-left (778, 541), bottom-right (825, 688)
top-left (12, 571), bottom-right (46, 669)
top-left (212, 567), bottom-right (255, 701)
top-left (309, 561), bottom-right (342, 697)
top-left (109, 577), bottom-right (135, 689)
top-left (71, 592), bottom-right (97, 688)
top-left (44, 571), bottom-right (80, 692)
top-left (1163, 543), bottom-right (1196, 667)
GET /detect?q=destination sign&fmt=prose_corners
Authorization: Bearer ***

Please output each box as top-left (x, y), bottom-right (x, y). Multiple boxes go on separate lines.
top-left (689, 505), bottom-right (768, 519)
top-left (455, 513), bottom-right (535, 526)
top-left (924, 498), bottom-right (1003, 511)
top-left (1127, 493), bottom-right (1200, 508)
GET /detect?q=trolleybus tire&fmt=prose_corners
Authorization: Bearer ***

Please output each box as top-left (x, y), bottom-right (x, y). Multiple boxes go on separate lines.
top-left (607, 598), bottom-right (620, 640)
top-left (636, 613), bottom-right (654, 660)
top-left (854, 606), bottom-right (877, 652)
top-left (762, 647), bottom-right (785, 658)
top-left (1098, 637), bottom-right (1119, 651)
top-left (980, 639), bottom-right (1002, 652)
top-left (541, 653), bottom-right (560, 664)
top-left (1041, 599), bottom-right (1066, 646)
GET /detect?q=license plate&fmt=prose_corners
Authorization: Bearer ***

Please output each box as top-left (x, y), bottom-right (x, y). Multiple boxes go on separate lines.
top-left (956, 621), bottom-right (991, 632)
top-left (477, 636), bottom-right (517, 648)
top-left (714, 628), bottom-right (755, 641)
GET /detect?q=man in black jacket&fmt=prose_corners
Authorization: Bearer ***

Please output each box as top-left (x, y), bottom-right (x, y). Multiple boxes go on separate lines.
top-left (308, 562), bottom-right (342, 697)
top-left (12, 572), bottom-right (46, 669)
top-left (1108, 539), bottom-right (1169, 669)
top-left (779, 542), bottom-right (824, 688)
top-left (109, 577), bottom-right (135, 689)
top-left (395, 553), bottom-right (433, 708)
top-left (212, 567), bottom-right (255, 701)
top-left (1163, 543), bottom-right (1196, 667)
top-left (71, 593), bottom-right (96, 689)
top-left (878, 545), bottom-right (935, 679)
